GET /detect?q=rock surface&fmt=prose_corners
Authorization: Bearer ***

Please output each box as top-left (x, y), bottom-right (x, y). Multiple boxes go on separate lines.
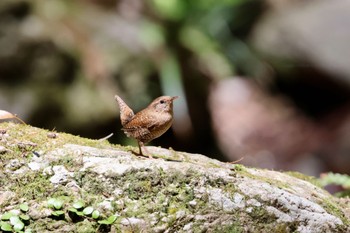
top-left (0, 122), bottom-right (349, 232)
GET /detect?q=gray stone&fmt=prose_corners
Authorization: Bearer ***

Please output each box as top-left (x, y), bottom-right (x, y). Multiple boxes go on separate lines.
top-left (49, 165), bottom-right (72, 184)
top-left (1, 123), bottom-right (349, 232)
top-left (28, 162), bottom-right (42, 171)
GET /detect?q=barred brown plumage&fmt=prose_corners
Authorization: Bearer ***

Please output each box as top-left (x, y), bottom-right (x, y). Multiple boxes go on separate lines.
top-left (115, 95), bottom-right (178, 157)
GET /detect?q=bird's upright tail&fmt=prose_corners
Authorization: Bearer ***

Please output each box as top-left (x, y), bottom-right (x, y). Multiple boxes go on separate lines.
top-left (114, 95), bottom-right (135, 126)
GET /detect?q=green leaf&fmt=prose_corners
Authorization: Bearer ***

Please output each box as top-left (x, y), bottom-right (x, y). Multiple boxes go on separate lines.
top-left (92, 210), bottom-right (100, 219)
top-left (52, 210), bottom-right (65, 217)
top-left (152, 0), bottom-right (187, 20)
top-left (10, 216), bottom-right (22, 226)
top-left (47, 198), bottom-right (56, 208)
top-left (53, 199), bottom-right (64, 210)
top-left (19, 214), bottom-right (30, 221)
top-left (98, 215), bottom-right (118, 225)
top-left (76, 211), bottom-right (84, 217)
top-left (19, 204), bottom-right (29, 212)
top-left (319, 172), bottom-right (350, 189)
top-left (47, 198), bottom-right (64, 209)
top-left (0, 222), bottom-right (12, 231)
top-left (83, 206), bottom-right (94, 216)
top-left (13, 222), bottom-right (25, 232)
top-left (68, 208), bottom-right (77, 213)
top-left (73, 201), bottom-right (85, 209)
top-left (1, 212), bottom-right (15, 220)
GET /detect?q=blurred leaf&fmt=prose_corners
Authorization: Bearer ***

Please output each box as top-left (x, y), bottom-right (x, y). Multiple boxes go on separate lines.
top-left (195, 0), bottom-right (246, 9)
top-left (0, 222), bottom-right (12, 231)
top-left (13, 221), bottom-right (25, 232)
top-left (51, 210), bottom-right (65, 217)
top-left (151, 0), bottom-right (187, 20)
top-left (319, 172), bottom-right (350, 189)
top-left (140, 21), bottom-right (165, 51)
top-left (159, 54), bottom-right (182, 95)
top-left (76, 211), bottom-right (84, 216)
top-left (48, 198), bottom-right (64, 210)
top-left (92, 210), bottom-right (100, 219)
top-left (72, 201), bottom-right (85, 210)
top-left (98, 215), bottom-right (117, 225)
top-left (1, 212), bottom-right (15, 220)
top-left (19, 204), bottom-right (29, 212)
top-left (83, 206), bottom-right (94, 216)
top-left (68, 208), bottom-right (77, 213)
top-left (9, 216), bottom-right (22, 226)
top-left (19, 214), bottom-right (30, 221)
top-left (179, 26), bottom-right (233, 79)
top-left (47, 198), bottom-right (56, 208)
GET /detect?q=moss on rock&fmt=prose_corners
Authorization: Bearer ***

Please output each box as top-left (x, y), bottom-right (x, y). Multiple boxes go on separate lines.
top-left (0, 122), bottom-right (349, 232)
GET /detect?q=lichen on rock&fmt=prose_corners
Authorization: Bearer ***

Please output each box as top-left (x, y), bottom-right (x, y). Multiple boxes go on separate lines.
top-left (0, 122), bottom-right (349, 232)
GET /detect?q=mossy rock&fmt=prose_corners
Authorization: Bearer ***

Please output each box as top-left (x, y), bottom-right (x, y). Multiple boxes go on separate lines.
top-left (0, 122), bottom-right (349, 232)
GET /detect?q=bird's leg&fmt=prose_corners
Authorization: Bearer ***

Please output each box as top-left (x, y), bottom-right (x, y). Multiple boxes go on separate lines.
top-left (130, 141), bottom-right (153, 159)
top-left (139, 141), bottom-right (153, 159)
top-left (138, 141), bottom-right (144, 156)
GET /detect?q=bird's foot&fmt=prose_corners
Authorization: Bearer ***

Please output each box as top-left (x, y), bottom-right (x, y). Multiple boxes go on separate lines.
top-left (128, 147), bottom-right (155, 159)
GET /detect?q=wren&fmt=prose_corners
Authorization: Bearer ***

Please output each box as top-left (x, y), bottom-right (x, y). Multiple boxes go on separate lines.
top-left (115, 95), bottom-right (178, 157)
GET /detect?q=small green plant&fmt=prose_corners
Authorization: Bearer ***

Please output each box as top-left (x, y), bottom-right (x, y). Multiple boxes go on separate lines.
top-left (98, 215), bottom-right (118, 225)
top-left (0, 221), bottom-right (12, 232)
top-left (68, 201), bottom-right (101, 220)
top-left (19, 204), bottom-right (29, 213)
top-left (1, 197), bottom-right (118, 232)
top-left (91, 210), bottom-right (100, 220)
top-left (319, 172), bottom-right (350, 197)
top-left (0, 203), bottom-right (31, 232)
top-left (68, 200), bottom-right (117, 226)
top-left (47, 198), bottom-right (65, 218)
top-left (68, 200), bottom-right (86, 220)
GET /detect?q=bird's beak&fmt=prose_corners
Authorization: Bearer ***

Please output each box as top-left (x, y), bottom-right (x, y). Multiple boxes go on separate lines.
top-left (172, 96), bottom-right (179, 101)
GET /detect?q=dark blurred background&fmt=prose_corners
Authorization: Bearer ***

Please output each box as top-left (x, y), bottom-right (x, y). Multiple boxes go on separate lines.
top-left (1, 0), bottom-right (350, 176)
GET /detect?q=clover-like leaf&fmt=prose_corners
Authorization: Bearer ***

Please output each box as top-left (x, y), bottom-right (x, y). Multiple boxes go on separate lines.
top-left (68, 208), bottom-right (77, 213)
top-left (47, 198), bottom-right (64, 210)
top-left (83, 206), bottom-right (94, 216)
top-left (98, 215), bottom-right (118, 225)
top-left (51, 210), bottom-right (65, 217)
top-left (19, 204), bottom-right (29, 212)
top-left (76, 211), bottom-right (84, 217)
top-left (53, 200), bottom-right (64, 210)
top-left (1, 212), bottom-right (15, 220)
top-left (72, 201), bottom-right (85, 210)
top-left (13, 221), bottom-right (25, 232)
top-left (19, 214), bottom-right (30, 221)
top-left (92, 210), bottom-right (100, 219)
top-left (10, 216), bottom-right (22, 226)
top-left (0, 221), bottom-right (13, 231)
top-left (47, 198), bottom-right (56, 208)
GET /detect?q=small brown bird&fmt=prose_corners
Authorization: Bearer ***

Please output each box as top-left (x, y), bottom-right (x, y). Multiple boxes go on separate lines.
top-left (115, 95), bottom-right (178, 157)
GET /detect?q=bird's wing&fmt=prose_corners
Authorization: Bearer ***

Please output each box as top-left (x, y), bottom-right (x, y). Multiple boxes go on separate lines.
top-left (122, 126), bottom-right (151, 140)
top-left (124, 110), bottom-right (159, 129)
top-left (122, 112), bottom-right (158, 137)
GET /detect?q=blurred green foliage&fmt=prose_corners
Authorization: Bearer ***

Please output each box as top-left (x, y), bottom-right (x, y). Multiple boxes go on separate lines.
top-left (319, 173), bottom-right (350, 197)
top-left (0, 0), bottom-right (264, 158)
top-left (2, 0), bottom-right (349, 173)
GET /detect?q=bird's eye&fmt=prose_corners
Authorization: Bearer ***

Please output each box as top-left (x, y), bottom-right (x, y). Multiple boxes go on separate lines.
top-left (160, 100), bottom-right (165, 104)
